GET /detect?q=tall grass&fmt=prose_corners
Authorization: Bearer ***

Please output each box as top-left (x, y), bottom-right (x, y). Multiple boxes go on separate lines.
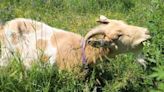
top-left (0, 0), bottom-right (163, 92)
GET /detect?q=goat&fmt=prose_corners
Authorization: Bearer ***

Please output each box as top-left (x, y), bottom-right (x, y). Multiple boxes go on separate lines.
top-left (0, 16), bottom-right (151, 71)
top-left (84, 15), bottom-right (151, 68)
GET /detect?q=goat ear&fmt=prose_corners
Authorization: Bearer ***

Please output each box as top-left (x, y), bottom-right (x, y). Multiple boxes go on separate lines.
top-left (87, 39), bottom-right (115, 48)
top-left (87, 31), bottom-right (123, 47)
top-left (87, 39), bottom-right (108, 48)
top-left (96, 15), bottom-right (109, 24)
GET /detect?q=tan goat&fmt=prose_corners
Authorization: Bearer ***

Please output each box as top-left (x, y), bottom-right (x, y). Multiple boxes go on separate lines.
top-left (0, 16), bottom-right (151, 71)
top-left (84, 15), bottom-right (151, 68)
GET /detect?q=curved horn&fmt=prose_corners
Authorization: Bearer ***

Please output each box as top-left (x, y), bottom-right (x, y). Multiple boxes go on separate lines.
top-left (83, 29), bottom-right (105, 49)
top-left (84, 29), bottom-right (105, 41)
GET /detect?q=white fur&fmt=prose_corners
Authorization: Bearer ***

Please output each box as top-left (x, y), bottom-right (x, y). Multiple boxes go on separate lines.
top-left (0, 18), bottom-right (66, 68)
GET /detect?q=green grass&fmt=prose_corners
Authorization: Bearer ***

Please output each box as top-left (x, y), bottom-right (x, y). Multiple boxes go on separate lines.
top-left (0, 0), bottom-right (164, 92)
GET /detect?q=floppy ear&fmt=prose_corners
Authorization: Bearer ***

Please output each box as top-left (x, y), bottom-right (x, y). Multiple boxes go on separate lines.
top-left (87, 39), bottom-right (111, 48)
top-left (86, 33), bottom-right (106, 47)
top-left (86, 30), bottom-right (123, 48)
top-left (96, 15), bottom-right (110, 24)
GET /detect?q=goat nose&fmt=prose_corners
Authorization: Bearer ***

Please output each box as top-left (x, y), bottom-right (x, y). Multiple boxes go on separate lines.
top-left (145, 30), bottom-right (151, 39)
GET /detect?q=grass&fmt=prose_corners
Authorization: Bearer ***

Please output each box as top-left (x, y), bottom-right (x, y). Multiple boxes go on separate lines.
top-left (0, 0), bottom-right (164, 92)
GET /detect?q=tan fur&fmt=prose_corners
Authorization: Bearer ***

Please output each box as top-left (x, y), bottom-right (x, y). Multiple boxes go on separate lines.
top-left (49, 31), bottom-right (110, 71)
top-left (11, 33), bottom-right (18, 45)
top-left (40, 55), bottom-right (49, 63)
top-left (84, 15), bottom-right (151, 68)
top-left (0, 17), bottom-right (151, 71)
top-left (87, 16), bottom-right (151, 56)
top-left (36, 39), bottom-right (48, 50)
top-left (50, 31), bottom-right (82, 70)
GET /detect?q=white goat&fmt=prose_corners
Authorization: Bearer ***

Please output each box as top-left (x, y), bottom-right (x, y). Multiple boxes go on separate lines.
top-left (0, 16), bottom-right (150, 71)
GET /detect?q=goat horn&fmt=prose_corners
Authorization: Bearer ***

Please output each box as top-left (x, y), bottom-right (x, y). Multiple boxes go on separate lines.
top-left (84, 29), bottom-right (105, 41)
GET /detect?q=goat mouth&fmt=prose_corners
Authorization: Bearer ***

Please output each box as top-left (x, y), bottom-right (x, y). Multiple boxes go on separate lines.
top-left (142, 35), bottom-right (151, 46)
top-left (141, 39), bottom-right (151, 46)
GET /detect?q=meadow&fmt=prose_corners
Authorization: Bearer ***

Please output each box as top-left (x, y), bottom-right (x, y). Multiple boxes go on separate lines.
top-left (0, 0), bottom-right (164, 92)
